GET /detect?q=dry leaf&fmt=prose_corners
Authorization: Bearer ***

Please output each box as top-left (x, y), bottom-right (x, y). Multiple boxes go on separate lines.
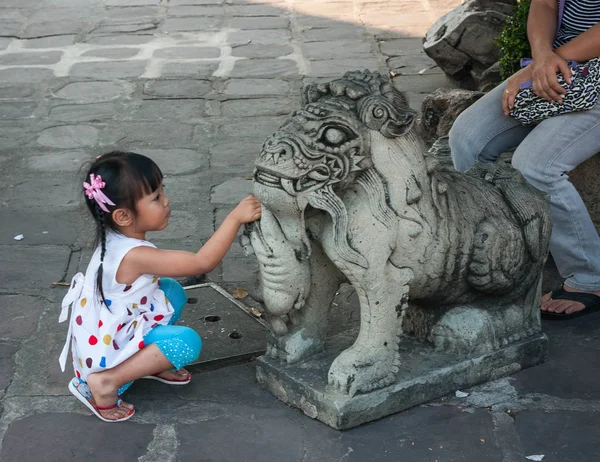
top-left (250, 307), bottom-right (263, 318)
top-left (51, 282), bottom-right (71, 287)
top-left (480, 439), bottom-right (486, 444)
top-left (232, 288), bottom-right (249, 299)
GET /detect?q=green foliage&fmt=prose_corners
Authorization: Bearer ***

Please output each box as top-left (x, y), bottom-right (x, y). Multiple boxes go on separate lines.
top-left (496, 0), bottom-right (532, 80)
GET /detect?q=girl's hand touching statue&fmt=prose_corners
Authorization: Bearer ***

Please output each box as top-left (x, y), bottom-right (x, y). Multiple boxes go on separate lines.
top-left (230, 195), bottom-right (262, 224)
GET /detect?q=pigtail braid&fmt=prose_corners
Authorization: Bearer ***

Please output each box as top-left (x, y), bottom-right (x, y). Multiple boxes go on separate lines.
top-left (84, 151), bottom-right (163, 313)
top-left (93, 202), bottom-right (110, 310)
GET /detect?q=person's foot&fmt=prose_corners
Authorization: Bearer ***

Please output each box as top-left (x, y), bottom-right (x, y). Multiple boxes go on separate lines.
top-left (155, 368), bottom-right (190, 382)
top-left (541, 285), bottom-right (600, 315)
top-left (86, 373), bottom-right (134, 421)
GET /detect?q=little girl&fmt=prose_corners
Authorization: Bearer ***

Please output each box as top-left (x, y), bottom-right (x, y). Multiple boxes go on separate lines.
top-left (59, 151), bottom-right (261, 422)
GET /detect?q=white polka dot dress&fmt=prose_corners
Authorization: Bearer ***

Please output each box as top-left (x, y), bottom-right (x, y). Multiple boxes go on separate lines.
top-left (59, 232), bottom-right (174, 380)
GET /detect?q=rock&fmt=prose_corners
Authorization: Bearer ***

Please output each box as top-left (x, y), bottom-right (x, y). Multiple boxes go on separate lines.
top-left (423, 0), bottom-right (516, 85)
top-left (571, 155), bottom-right (600, 234)
top-left (418, 88), bottom-right (484, 146)
top-left (478, 62), bottom-right (502, 92)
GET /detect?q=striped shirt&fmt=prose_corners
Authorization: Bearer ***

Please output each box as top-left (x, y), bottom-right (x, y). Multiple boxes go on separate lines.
top-left (554, 0), bottom-right (600, 47)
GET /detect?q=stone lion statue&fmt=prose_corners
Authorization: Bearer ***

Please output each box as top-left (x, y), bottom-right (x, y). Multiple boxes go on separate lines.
top-left (242, 70), bottom-right (551, 397)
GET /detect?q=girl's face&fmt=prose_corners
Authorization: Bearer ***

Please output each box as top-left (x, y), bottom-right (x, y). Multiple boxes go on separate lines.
top-left (134, 184), bottom-right (171, 234)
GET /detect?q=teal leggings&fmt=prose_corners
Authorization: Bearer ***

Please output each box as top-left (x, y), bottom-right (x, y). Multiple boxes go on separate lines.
top-left (118, 278), bottom-right (202, 394)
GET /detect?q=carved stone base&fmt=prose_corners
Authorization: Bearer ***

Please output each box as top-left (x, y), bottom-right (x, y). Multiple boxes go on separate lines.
top-left (255, 329), bottom-right (547, 430)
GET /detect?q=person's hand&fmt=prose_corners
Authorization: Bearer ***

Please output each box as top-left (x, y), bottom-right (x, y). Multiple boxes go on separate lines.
top-left (530, 51), bottom-right (572, 103)
top-left (502, 65), bottom-right (534, 116)
top-left (230, 195), bottom-right (262, 224)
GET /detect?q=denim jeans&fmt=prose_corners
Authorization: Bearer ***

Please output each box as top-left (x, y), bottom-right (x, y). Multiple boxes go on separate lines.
top-left (448, 81), bottom-right (600, 291)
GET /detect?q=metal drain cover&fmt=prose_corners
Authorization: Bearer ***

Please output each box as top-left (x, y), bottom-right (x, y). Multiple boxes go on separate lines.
top-left (178, 283), bottom-right (268, 368)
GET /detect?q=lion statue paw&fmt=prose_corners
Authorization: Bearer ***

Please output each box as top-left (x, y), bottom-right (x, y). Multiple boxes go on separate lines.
top-left (268, 327), bottom-right (325, 364)
top-left (328, 346), bottom-right (398, 397)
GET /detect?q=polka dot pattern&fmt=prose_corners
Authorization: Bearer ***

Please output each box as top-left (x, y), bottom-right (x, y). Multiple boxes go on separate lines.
top-left (152, 337), bottom-right (199, 371)
top-left (67, 272), bottom-right (181, 379)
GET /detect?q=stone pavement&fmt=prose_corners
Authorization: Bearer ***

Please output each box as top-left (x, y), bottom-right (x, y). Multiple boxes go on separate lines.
top-left (1, 0), bottom-right (599, 461)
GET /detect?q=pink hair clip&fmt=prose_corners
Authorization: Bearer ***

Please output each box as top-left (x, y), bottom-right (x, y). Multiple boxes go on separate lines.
top-left (83, 173), bottom-right (115, 213)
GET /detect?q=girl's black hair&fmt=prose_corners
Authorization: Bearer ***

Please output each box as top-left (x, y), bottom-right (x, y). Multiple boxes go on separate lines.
top-left (83, 151), bottom-right (163, 306)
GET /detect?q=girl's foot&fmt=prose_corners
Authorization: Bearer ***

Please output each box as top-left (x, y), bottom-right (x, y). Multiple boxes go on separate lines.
top-left (157, 368), bottom-right (190, 381)
top-left (86, 373), bottom-right (135, 421)
top-left (143, 368), bottom-right (191, 385)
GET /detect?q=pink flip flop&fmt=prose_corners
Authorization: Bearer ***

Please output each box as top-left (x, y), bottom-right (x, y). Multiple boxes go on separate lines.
top-left (68, 378), bottom-right (135, 423)
top-left (142, 370), bottom-right (191, 385)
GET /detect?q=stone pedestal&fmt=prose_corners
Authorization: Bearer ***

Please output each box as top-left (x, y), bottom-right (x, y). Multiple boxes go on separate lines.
top-left (256, 329), bottom-right (547, 430)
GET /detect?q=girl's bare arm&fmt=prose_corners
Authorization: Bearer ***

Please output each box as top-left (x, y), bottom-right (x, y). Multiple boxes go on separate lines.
top-left (117, 196), bottom-right (261, 283)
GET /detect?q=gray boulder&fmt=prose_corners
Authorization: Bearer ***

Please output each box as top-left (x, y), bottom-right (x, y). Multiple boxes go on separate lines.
top-left (569, 156), bottom-right (600, 234)
top-left (423, 0), bottom-right (515, 85)
top-left (478, 61), bottom-right (502, 92)
top-left (419, 88), bottom-right (484, 146)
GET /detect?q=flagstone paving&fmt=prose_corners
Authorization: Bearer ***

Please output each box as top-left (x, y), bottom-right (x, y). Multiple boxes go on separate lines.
top-left (1, 0), bottom-right (599, 461)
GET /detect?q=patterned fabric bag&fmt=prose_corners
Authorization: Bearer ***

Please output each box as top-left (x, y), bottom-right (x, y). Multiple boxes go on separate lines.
top-left (509, 57), bottom-right (600, 125)
top-left (509, 0), bottom-right (600, 125)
